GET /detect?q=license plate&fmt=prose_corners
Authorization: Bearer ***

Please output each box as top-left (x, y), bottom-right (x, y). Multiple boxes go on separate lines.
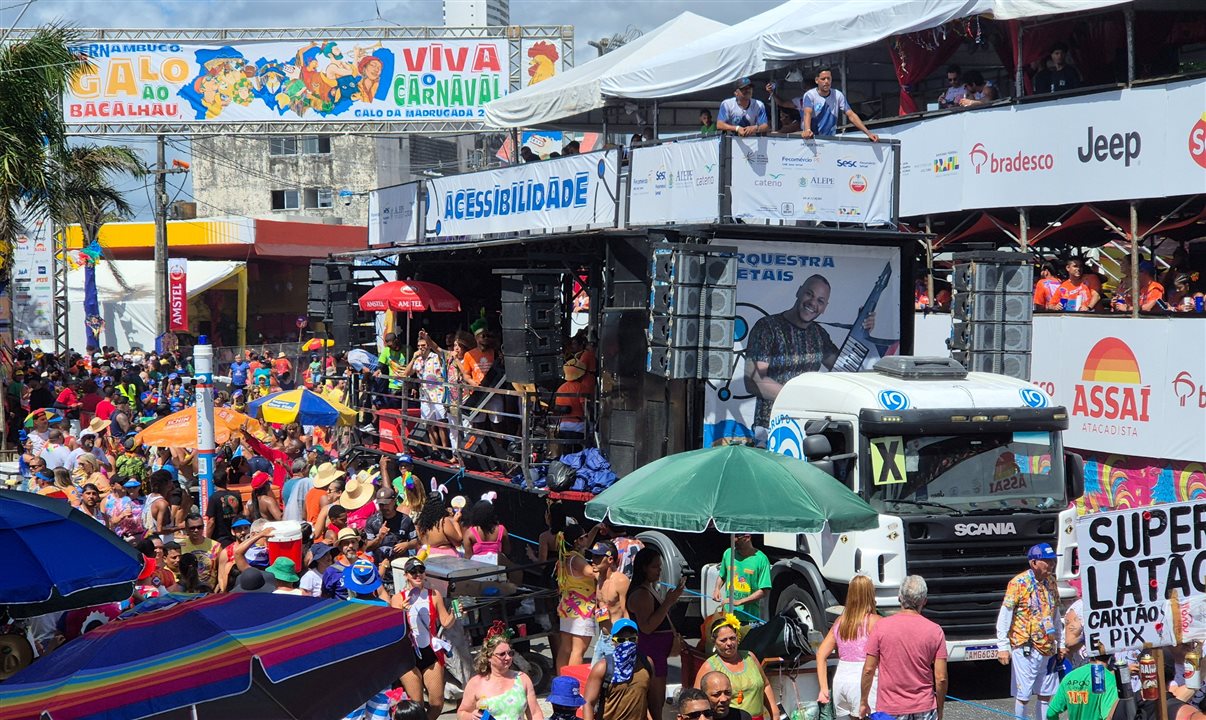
top-left (964, 645), bottom-right (999, 661)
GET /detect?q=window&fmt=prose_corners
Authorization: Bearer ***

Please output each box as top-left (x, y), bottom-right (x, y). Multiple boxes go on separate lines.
top-left (300, 135), bottom-right (331, 154)
top-left (271, 189), bottom-right (300, 211)
top-left (269, 137), bottom-right (297, 156)
top-left (304, 187), bottom-right (334, 209)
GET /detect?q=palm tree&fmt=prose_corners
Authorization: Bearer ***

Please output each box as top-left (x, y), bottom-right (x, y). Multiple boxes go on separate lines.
top-left (0, 25), bottom-right (90, 276)
top-left (55, 143), bottom-right (147, 349)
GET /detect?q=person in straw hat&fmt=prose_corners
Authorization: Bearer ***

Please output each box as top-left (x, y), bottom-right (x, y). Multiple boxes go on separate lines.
top-left (305, 461), bottom-right (345, 525)
top-left (554, 358), bottom-right (591, 455)
top-left (339, 469), bottom-right (378, 531)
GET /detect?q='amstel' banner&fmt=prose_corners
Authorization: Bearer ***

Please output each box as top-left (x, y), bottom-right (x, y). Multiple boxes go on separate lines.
top-left (66, 39), bottom-right (512, 124)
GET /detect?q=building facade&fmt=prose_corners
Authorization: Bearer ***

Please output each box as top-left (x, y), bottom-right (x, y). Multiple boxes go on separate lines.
top-left (443, 0), bottom-right (510, 27)
top-left (190, 134), bottom-right (472, 224)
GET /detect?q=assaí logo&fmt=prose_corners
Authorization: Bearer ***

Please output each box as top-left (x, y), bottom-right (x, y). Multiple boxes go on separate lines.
top-left (1072, 337), bottom-right (1150, 436)
top-left (968, 142), bottom-right (1054, 175)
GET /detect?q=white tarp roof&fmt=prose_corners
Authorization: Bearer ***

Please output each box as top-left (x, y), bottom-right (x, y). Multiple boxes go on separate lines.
top-left (67, 260), bottom-right (242, 350)
top-left (484, 12), bottom-right (727, 128)
top-left (601, 0), bottom-right (1130, 99)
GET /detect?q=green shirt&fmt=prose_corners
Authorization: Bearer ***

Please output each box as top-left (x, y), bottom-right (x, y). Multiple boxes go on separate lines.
top-left (1047, 664), bottom-right (1118, 720)
top-left (719, 548), bottom-right (771, 621)
top-left (378, 347), bottom-right (406, 389)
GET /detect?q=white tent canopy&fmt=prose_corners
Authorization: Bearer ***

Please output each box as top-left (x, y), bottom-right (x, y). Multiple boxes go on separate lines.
top-left (484, 12), bottom-right (727, 128)
top-left (67, 260), bottom-right (242, 351)
top-left (600, 0), bottom-right (1130, 100)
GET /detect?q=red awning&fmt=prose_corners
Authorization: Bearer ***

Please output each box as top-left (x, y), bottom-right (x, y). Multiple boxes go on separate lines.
top-left (935, 212), bottom-right (1021, 249)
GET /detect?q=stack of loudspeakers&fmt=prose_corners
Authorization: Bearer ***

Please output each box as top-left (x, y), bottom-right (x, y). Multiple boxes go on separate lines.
top-left (646, 245), bottom-right (738, 380)
top-left (308, 261), bottom-right (375, 348)
top-left (948, 252), bottom-right (1034, 380)
top-left (499, 271), bottom-right (565, 384)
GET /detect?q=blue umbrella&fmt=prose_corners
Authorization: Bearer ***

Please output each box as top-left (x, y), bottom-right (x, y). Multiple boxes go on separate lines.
top-left (0, 490), bottom-right (143, 618)
top-left (247, 387), bottom-right (355, 427)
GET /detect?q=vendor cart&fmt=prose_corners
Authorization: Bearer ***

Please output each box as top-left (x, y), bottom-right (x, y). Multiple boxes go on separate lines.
top-left (391, 553), bottom-right (560, 696)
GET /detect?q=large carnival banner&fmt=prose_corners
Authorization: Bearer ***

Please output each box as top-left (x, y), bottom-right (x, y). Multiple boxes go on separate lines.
top-left (628, 138), bottom-right (723, 226)
top-left (423, 149), bottom-right (620, 240)
top-left (65, 39), bottom-right (511, 123)
top-left (729, 137), bottom-right (897, 226)
top-left (703, 239), bottom-right (903, 446)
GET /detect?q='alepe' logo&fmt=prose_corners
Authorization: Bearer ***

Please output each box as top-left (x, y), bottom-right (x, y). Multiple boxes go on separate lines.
top-left (1072, 337), bottom-right (1150, 435)
top-left (968, 141), bottom-right (1054, 175)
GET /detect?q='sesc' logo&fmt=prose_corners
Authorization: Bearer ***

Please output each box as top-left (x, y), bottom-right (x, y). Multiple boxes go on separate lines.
top-left (1191, 112), bottom-right (1206, 169)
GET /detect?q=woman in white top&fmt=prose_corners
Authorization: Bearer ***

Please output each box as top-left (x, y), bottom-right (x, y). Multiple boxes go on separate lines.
top-left (300, 542), bottom-right (334, 597)
top-left (394, 555), bottom-right (456, 720)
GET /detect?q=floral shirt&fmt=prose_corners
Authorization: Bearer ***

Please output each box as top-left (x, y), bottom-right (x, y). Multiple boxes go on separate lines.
top-left (1002, 569), bottom-right (1061, 655)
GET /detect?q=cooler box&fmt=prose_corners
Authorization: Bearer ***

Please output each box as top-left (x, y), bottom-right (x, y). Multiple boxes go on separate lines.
top-left (391, 554), bottom-right (502, 597)
top-left (265, 520), bottom-right (304, 573)
top-left (378, 408), bottom-right (406, 453)
top-left (559, 664), bottom-right (591, 718)
top-left (0, 461), bottom-right (22, 489)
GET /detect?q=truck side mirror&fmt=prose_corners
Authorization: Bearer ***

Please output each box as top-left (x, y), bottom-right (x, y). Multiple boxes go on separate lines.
top-left (802, 434), bottom-right (832, 459)
top-left (1065, 452), bottom-right (1085, 500)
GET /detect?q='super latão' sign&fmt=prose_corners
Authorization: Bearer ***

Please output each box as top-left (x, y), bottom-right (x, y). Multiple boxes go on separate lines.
top-left (1075, 500), bottom-right (1206, 652)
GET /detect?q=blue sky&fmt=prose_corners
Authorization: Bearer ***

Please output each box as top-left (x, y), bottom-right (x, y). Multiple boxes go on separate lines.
top-left (4, 0), bottom-right (780, 218)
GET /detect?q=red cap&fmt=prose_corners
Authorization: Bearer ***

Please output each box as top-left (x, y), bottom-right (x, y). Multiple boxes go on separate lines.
top-left (251, 471), bottom-right (271, 489)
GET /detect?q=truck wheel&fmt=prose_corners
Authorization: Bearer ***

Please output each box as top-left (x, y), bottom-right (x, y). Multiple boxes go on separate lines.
top-left (516, 650), bottom-right (553, 694)
top-left (775, 582), bottom-right (827, 635)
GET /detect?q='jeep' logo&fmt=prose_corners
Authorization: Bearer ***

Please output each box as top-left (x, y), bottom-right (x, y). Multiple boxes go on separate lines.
top-left (953, 521), bottom-right (1017, 537)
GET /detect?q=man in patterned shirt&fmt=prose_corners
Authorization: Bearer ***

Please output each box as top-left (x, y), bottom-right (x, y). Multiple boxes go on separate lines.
top-left (997, 542), bottom-right (1064, 720)
top-left (744, 274), bottom-right (874, 432)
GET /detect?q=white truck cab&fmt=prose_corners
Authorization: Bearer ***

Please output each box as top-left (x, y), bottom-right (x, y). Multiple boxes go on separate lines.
top-left (757, 356), bottom-right (1082, 661)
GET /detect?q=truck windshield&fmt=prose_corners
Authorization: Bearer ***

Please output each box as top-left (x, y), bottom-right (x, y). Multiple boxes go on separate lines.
top-left (866, 431), bottom-right (1065, 513)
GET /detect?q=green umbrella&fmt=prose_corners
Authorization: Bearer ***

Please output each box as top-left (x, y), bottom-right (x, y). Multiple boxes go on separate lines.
top-left (584, 445), bottom-right (879, 534)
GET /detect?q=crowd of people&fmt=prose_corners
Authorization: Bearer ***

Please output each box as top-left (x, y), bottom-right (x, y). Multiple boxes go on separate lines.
top-left (1033, 252), bottom-right (1205, 314)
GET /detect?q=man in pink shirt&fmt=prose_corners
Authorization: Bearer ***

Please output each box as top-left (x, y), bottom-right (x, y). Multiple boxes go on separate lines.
top-left (860, 575), bottom-right (948, 720)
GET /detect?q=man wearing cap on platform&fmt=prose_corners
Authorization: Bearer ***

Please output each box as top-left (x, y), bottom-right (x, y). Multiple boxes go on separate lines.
top-left (717, 78), bottom-right (768, 137)
top-left (998, 542), bottom-right (1064, 720)
top-left (583, 618), bottom-right (657, 720)
top-left (376, 332), bottom-right (407, 409)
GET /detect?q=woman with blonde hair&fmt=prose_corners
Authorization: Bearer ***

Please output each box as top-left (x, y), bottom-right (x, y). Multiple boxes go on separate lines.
top-left (815, 574), bottom-right (880, 720)
top-left (457, 628), bottom-right (543, 720)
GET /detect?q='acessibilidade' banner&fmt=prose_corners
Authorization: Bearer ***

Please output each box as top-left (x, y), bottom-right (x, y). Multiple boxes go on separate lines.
top-left (628, 138), bottom-right (722, 226)
top-left (729, 136), bottom-right (897, 226)
top-left (65, 38), bottom-right (512, 123)
top-left (703, 239), bottom-right (902, 446)
top-left (1076, 500), bottom-right (1206, 653)
top-left (423, 150), bottom-right (619, 239)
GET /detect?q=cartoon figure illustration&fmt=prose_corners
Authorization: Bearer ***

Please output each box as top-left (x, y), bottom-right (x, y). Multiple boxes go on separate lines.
top-left (356, 54), bottom-right (385, 102)
top-left (526, 41), bottom-right (559, 85)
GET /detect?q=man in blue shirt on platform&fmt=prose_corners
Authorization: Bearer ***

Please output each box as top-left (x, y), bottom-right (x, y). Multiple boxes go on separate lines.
top-left (772, 67), bottom-right (878, 142)
top-left (717, 77), bottom-right (768, 137)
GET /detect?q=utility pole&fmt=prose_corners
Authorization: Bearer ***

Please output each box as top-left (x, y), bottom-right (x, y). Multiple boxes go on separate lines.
top-left (150, 135), bottom-right (189, 338)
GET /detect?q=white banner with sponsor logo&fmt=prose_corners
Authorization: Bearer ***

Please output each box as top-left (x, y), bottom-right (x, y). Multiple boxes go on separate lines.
top-left (368, 182), bottom-right (419, 246)
top-left (880, 78), bottom-right (1206, 216)
top-left (729, 136), bottom-right (896, 226)
top-left (1026, 317), bottom-right (1206, 462)
top-left (423, 149), bottom-right (619, 239)
top-left (703, 239), bottom-right (903, 446)
top-left (10, 228), bottom-right (55, 346)
top-left (1075, 500), bottom-right (1206, 653)
top-left (628, 138), bottom-right (722, 226)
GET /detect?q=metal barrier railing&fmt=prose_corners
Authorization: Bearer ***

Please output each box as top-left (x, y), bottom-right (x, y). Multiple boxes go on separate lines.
top-left (343, 372), bottom-right (596, 490)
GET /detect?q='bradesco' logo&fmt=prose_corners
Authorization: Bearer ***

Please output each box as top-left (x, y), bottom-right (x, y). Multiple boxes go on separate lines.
top-left (1072, 337), bottom-right (1150, 435)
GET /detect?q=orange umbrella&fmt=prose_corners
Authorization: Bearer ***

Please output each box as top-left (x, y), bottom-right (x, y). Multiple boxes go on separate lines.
top-left (134, 406), bottom-right (269, 449)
